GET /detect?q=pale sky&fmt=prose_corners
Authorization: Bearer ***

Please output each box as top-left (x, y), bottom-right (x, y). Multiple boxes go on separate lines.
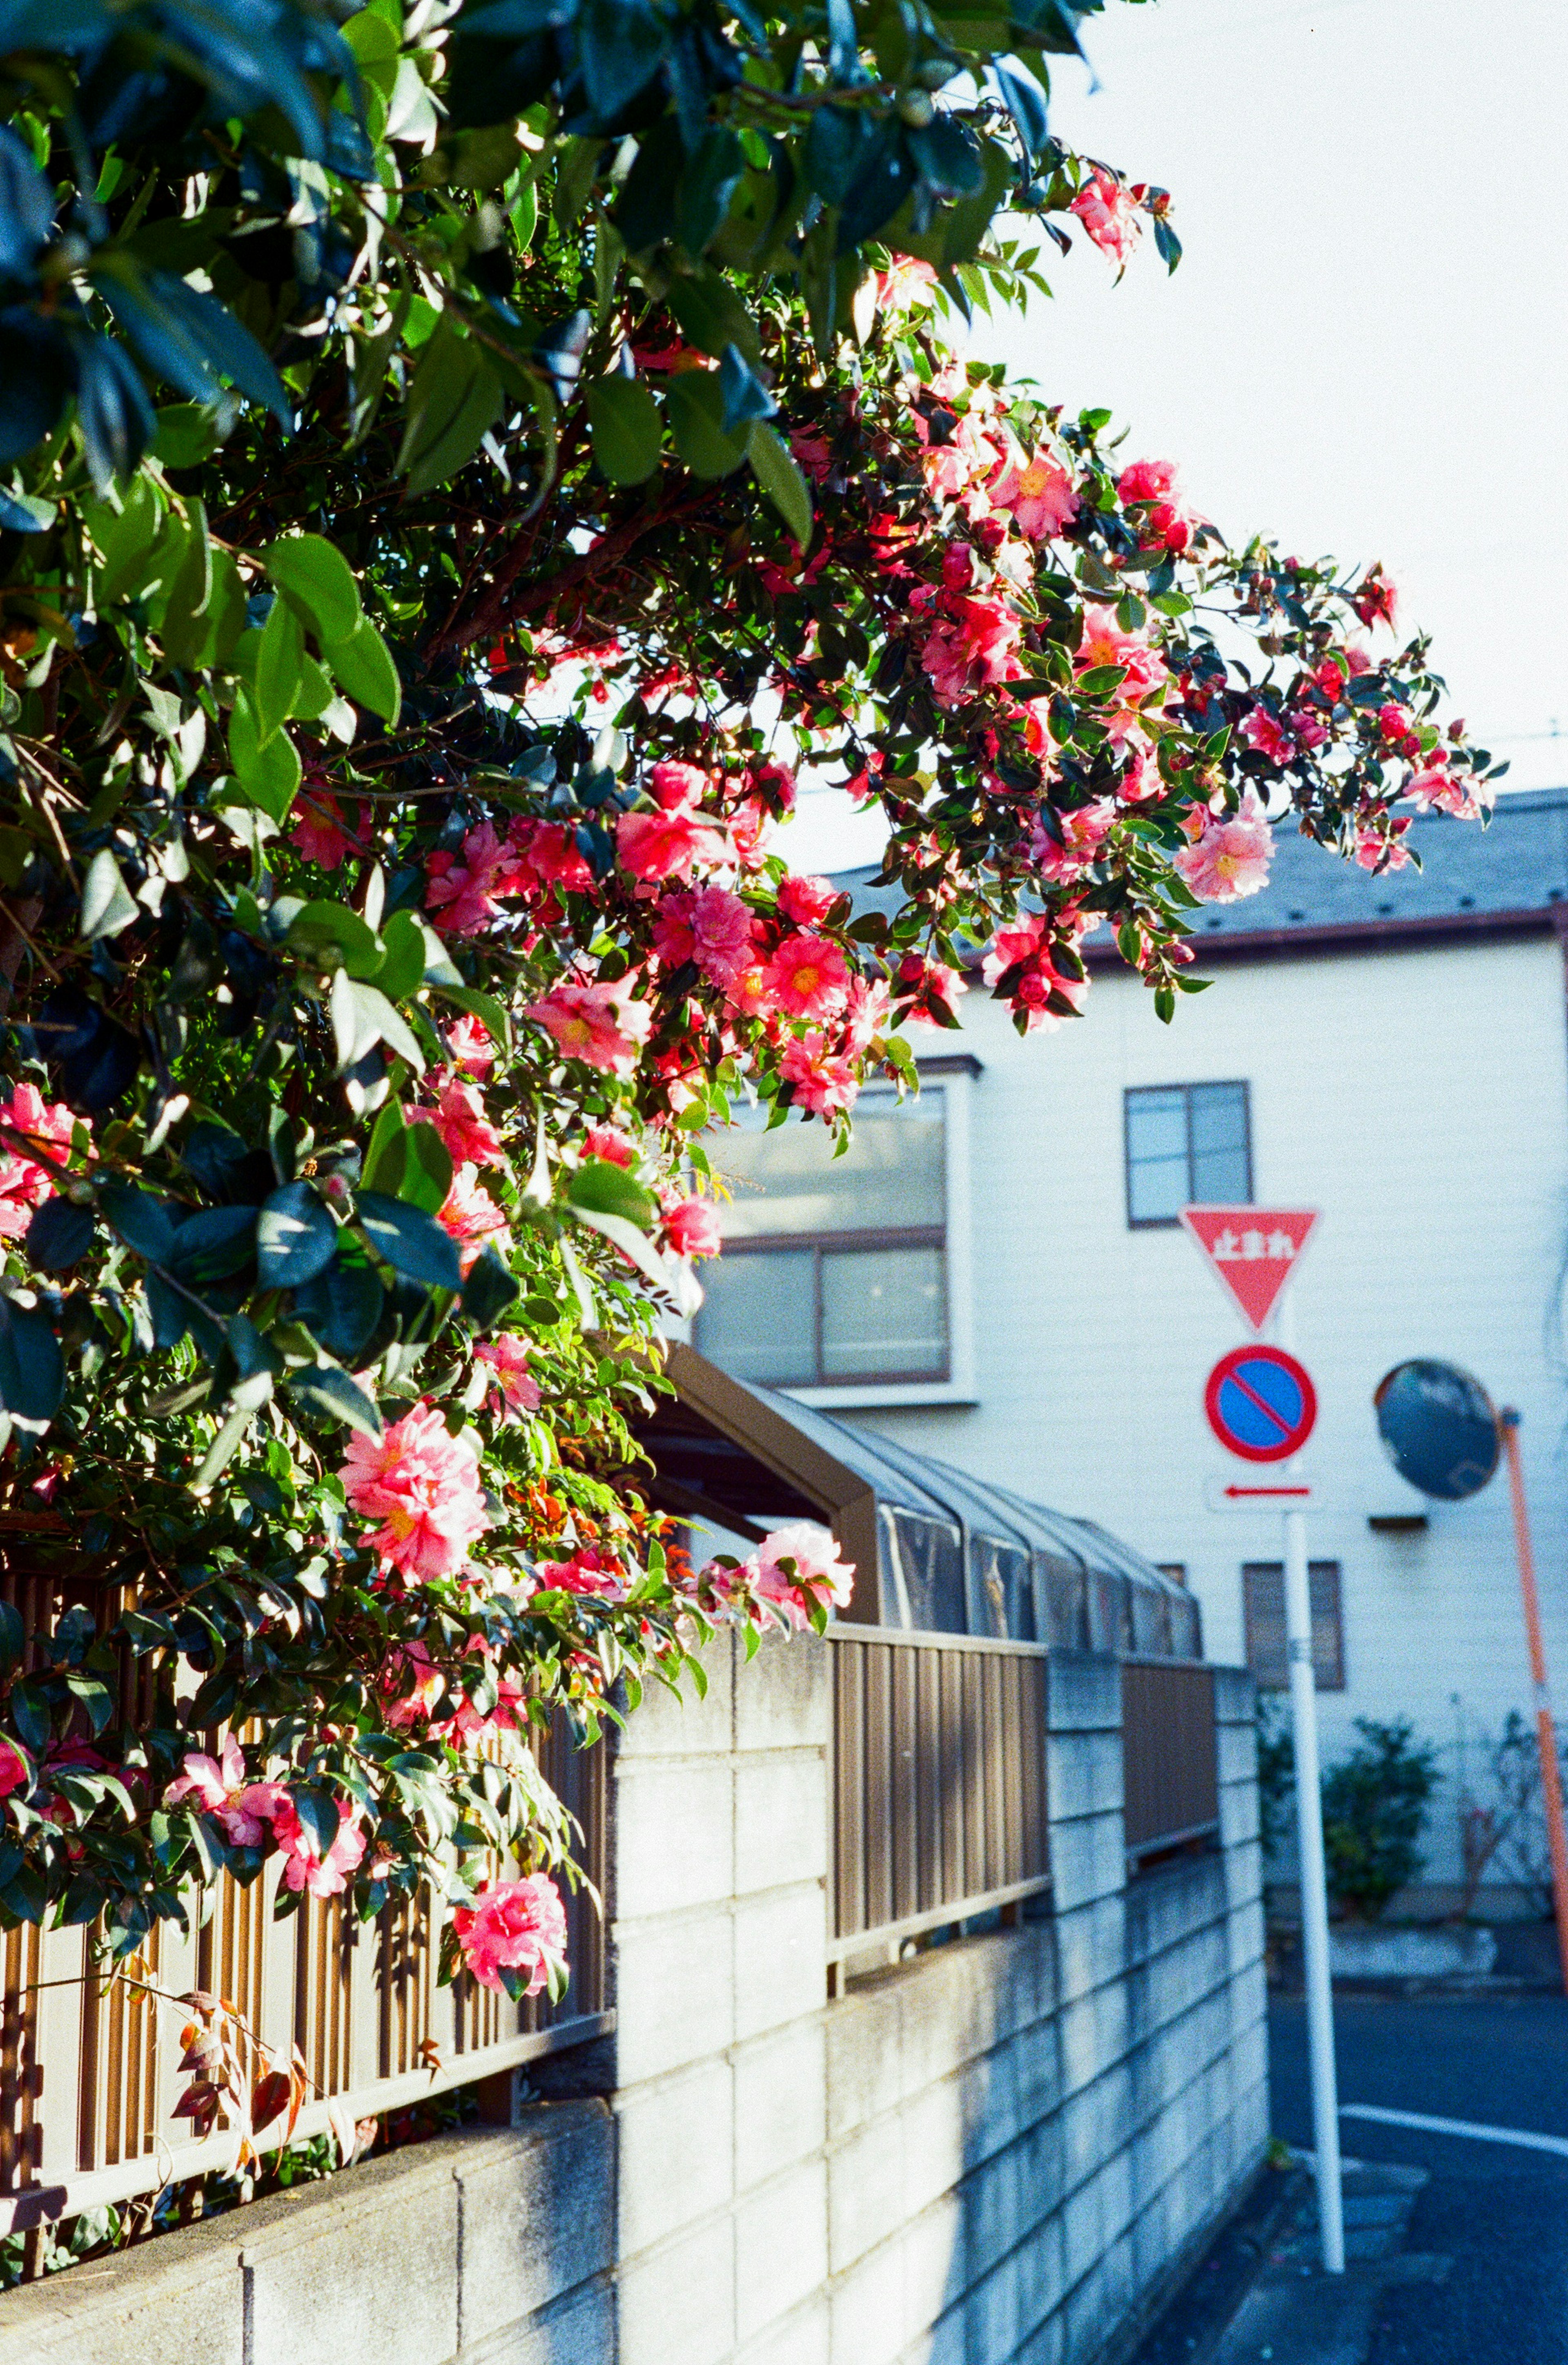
top-left (780, 0), bottom-right (1568, 873)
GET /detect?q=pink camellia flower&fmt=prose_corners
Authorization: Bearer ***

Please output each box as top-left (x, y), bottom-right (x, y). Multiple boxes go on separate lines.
top-left (980, 911), bottom-right (1091, 1035)
top-left (445, 1013), bottom-right (495, 1075)
top-left (341, 1402), bottom-right (490, 1581)
top-left (582, 1122), bottom-right (637, 1169)
top-left (1075, 606), bottom-right (1168, 705)
top-left (0, 1741), bottom-right (27, 1799)
top-left (1173, 788), bottom-right (1274, 904)
top-left (269, 1793), bottom-right (368, 1899)
top-left (445, 1641), bottom-right (528, 1746)
top-left (1356, 824), bottom-right (1415, 873)
top-left (1285, 706), bottom-right (1331, 753)
top-left (652, 885), bottom-right (757, 988)
top-left (525, 976), bottom-right (654, 1078)
top-left (871, 253), bottom-right (939, 314)
top-left (921, 593), bottom-right (1027, 708)
top-left (1403, 761), bottom-right (1487, 821)
top-left (425, 822), bottom-right (525, 937)
top-left (1239, 707), bottom-right (1296, 768)
top-left (1029, 798), bottom-right (1116, 881)
top-left (164, 1734), bottom-right (273, 1846)
top-left (764, 933), bottom-right (851, 1020)
top-left (790, 432), bottom-right (835, 484)
top-left (421, 1074), bottom-right (504, 1170)
top-left (780, 1031), bottom-right (859, 1118)
top-left (661, 1194), bottom-right (723, 1260)
top-left (507, 817), bottom-right (594, 896)
top-left (988, 444), bottom-right (1080, 541)
top-left (1352, 564), bottom-right (1398, 631)
top-left (382, 1638), bottom-right (446, 1730)
top-left (535, 1548), bottom-right (626, 1600)
top-left (648, 758), bottom-right (710, 808)
top-left (777, 874), bottom-right (837, 928)
top-left (1070, 168), bottom-right (1144, 266)
top-left (0, 1082), bottom-right (83, 1239)
top-left (439, 1167), bottom-right (511, 1275)
top-left (1117, 458), bottom-right (1201, 554)
top-left (751, 1521), bottom-right (855, 1631)
top-left (453, 1873), bottom-right (567, 1998)
top-left (842, 974), bottom-right (894, 1053)
top-left (894, 956), bottom-right (967, 1031)
top-left (290, 794), bottom-right (368, 872)
top-left (474, 1334), bottom-right (542, 1416)
top-left (617, 802), bottom-right (732, 884)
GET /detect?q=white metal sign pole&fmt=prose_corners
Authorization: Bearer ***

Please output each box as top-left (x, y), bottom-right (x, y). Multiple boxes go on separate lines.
top-left (1276, 1293), bottom-right (1343, 2274)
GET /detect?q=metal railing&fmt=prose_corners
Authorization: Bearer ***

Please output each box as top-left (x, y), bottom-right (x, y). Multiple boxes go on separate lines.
top-left (1120, 1659), bottom-right (1219, 1865)
top-left (0, 1704), bottom-right (608, 2234)
top-left (827, 1628), bottom-right (1051, 1975)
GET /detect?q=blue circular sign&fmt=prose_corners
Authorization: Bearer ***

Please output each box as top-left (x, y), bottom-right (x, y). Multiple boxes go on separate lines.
top-left (1205, 1345), bottom-right (1318, 1463)
top-left (1373, 1360), bottom-right (1499, 1501)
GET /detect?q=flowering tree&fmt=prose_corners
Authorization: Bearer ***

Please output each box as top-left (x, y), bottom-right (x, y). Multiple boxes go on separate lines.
top-left (0, 0), bottom-right (1493, 2000)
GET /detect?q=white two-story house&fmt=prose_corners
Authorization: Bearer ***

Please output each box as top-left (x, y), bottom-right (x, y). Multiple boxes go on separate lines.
top-left (695, 787), bottom-right (1568, 1914)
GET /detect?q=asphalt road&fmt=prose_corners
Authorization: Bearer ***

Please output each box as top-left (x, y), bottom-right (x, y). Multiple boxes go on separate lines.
top-left (1270, 1991), bottom-right (1568, 2365)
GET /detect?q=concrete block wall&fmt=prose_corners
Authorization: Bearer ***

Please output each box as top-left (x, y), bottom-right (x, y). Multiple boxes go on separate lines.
top-left (0, 2102), bottom-right (614, 2365)
top-left (610, 1638), bottom-right (1268, 2365)
top-left (0, 1645), bottom-right (1265, 2365)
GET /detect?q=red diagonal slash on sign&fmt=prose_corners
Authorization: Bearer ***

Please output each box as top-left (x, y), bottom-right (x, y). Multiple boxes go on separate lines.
top-left (1225, 1365), bottom-right (1296, 1441)
top-left (1182, 1205), bottom-right (1319, 1332)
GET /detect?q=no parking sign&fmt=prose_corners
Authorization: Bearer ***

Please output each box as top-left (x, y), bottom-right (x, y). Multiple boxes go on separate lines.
top-left (1204, 1343), bottom-right (1318, 1463)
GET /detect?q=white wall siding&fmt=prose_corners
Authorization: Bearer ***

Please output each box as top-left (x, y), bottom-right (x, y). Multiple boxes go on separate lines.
top-left (844, 934), bottom-right (1568, 1892)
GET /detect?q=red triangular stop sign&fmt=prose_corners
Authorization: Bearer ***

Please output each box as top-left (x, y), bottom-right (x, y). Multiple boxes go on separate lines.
top-left (1181, 1206), bottom-right (1319, 1333)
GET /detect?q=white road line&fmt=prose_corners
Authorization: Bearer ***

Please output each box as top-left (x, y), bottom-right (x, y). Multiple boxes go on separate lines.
top-left (1341, 2104), bottom-right (1568, 2161)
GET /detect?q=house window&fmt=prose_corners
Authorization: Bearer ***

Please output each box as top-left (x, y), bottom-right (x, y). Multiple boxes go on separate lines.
top-left (1242, 1561), bottom-right (1346, 1690)
top-left (695, 1089), bottom-right (949, 1388)
top-left (1124, 1081), bottom-right (1252, 1227)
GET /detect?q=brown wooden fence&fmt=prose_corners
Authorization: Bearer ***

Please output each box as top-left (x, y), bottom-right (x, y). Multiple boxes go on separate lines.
top-left (0, 1714), bottom-right (608, 2233)
top-left (827, 1628), bottom-right (1051, 1975)
top-left (1120, 1659), bottom-right (1219, 1864)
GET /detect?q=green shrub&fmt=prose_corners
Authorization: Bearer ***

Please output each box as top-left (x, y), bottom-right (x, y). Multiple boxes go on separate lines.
top-left (1321, 1720), bottom-right (1439, 1919)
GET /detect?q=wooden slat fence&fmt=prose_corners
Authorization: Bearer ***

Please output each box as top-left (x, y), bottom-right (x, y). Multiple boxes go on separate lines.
top-left (827, 1628), bottom-right (1050, 1971)
top-left (0, 1553), bottom-right (609, 2232)
top-left (1120, 1659), bottom-right (1220, 1864)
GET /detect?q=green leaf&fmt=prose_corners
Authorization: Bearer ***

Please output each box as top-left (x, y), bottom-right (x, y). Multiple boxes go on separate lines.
top-left (328, 618), bottom-right (402, 727)
top-left (0, 1299), bottom-right (62, 1435)
top-left (288, 900), bottom-right (383, 979)
top-left (287, 1363), bottom-right (383, 1437)
top-left (256, 1183), bottom-right (339, 1290)
top-left (579, 0), bottom-right (669, 118)
top-left (587, 374), bottom-right (662, 484)
top-left (746, 422), bottom-right (812, 546)
top-left (265, 534), bottom-right (364, 643)
top-left (330, 971), bottom-right (425, 1073)
top-left (459, 1246), bottom-right (520, 1329)
top-left (356, 1194), bottom-right (462, 1291)
top-left (255, 593), bottom-right (305, 740)
top-left (99, 1182), bottom-right (177, 1263)
top-left (376, 908), bottom-right (426, 1000)
top-left (429, 980), bottom-right (511, 1051)
top-left (570, 1203), bottom-right (699, 1318)
top-left (396, 320), bottom-right (503, 497)
top-left (166, 1204), bottom-right (258, 1285)
top-left (292, 1256), bottom-right (385, 1362)
top-left (401, 1118), bottom-right (453, 1215)
top-left (665, 371), bottom-right (747, 479)
top-left (79, 848), bottom-right (140, 942)
top-left (567, 1157), bottom-right (656, 1227)
top-left (227, 687), bottom-right (301, 824)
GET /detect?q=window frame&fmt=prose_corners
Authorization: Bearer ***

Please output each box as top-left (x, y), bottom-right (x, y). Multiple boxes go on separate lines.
top-left (1123, 1079), bottom-right (1254, 1231)
top-left (1241, 1559), bottom-right (1346, 1691)
top-left (694, 1058), bottom-right (978, 1407)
